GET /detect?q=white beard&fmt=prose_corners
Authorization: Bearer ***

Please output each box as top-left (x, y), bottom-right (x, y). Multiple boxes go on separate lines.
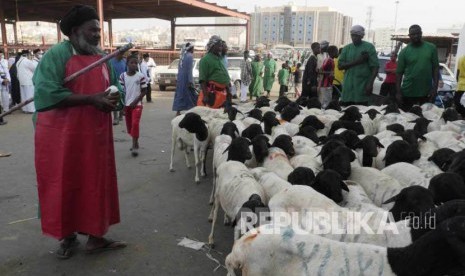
top-left (75, 31), bottom-right (101, 55)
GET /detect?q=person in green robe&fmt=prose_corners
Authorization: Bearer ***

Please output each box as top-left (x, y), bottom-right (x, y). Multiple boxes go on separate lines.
top-left (263, 52), bottom-right (277, 97)
top-left (338, 25), bottom-right (379, 106)
top-left (249, 55), bottom-right (264, 100)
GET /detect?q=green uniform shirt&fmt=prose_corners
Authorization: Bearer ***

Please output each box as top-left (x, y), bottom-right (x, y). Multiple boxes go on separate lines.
top-left (396, 41), bottom-right (439, 97)
top-left (278, 68), bottom-right (289, 86)
top-left (339, 41), bottom-right (379, 103)
top-left (198, 52), bottom-right (230, 85)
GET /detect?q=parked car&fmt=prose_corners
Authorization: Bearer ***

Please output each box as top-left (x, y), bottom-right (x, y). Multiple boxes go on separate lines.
top-left (226, 57), bottom-right (243, 92)
top-left (155, 58), bottom-right (200, 91)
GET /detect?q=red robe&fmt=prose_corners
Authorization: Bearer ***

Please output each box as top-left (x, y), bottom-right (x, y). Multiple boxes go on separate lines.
top-left (35, 55), bottom-right (120, 240)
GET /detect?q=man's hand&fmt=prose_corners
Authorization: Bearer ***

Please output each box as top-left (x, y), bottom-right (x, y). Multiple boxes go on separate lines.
top-left (365, 84), bottom-right (373, 96)
top-left (89, 91), bottom-right (117, 112)
top-left (129, 99), bottom-right (139, 109)
top-left (202, 92), bottom-right (209, 105)
top-left (428, 88), bottom-right (437, 102)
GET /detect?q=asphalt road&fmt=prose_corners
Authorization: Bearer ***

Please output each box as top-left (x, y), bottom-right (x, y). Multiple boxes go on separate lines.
top-left (0, 84), bottom-right (281, 276)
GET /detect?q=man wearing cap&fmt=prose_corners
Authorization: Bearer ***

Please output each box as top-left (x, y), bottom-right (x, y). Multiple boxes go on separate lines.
top-left (263, 52), bottom-right (277, 98)
top-left (33, 5), bottom-right (126, 259)
top-left (197, 35), bottom-right (231, 108)
top-left (396, 24), bottom-right (439, 111)
top-left (338, 25), bottom-right (379, 106)
top-left (17, 50), bottom-right (36, 113)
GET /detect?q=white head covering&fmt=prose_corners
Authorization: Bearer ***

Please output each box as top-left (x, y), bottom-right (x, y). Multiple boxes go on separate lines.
top-left (179, 42), bottom-right (194, 69)
top-left (350, 25), bottom-right (365, 36)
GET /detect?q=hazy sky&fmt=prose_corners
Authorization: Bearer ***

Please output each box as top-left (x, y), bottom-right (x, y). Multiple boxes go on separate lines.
top-left (112, 0), bottom-right (465, 32)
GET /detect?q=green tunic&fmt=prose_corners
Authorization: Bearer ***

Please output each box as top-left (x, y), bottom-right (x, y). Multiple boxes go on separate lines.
top-left (339, 41), bottom-right (379, 103)
top-left (263, 58), bottom-right (276, 91)
top-left (198, 52), bottom-right (230, 85)
top-left (396, 41), bottom-right (439, 97)
top-left (278, 68), bottom-right (289, 86)
top-left (33, 40), bottom-right (123, 112)
top-left (250, 61), bottom-right (264, 97)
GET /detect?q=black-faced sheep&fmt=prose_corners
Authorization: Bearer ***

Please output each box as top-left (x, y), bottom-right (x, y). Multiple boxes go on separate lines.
top-left (274, 96), bottom-right (292, 112)
top-left (280, 103), bottom-right (300, 122)
top-left (364, 108), bottom-right (381, 120)
top-left (300, 115), bottom-right (325, 130)
top-left (287, 167), bottom-right (315, 186)
top-left (354, 135), bottom-right (384, 167)
top-left (241, 124), bottom-right (264, 140)
top-left (251, 135), bottom-right (271, 164)
top-left (428, 148), bottom-right (456, 171)
top-left (220, 121), bottom-right (240, 139)
top-left (312, 169), bottom-right (349, 203)
top-left (384, 140), bottom-right (421, 167)
top-left (386, 123), bottom-right (405, 134)
top-left (448, 150), bottom-right (465, 183)
top-left (247, 108), bottom-right (263, 121)
top-left (271, 134), bottom-right (295, 157)
top-left (409, 105), bottom-right (424, 117)
top-left (296, 125), bottom-right (319, 144)
top-left (326, 100), bottom-right (342, 111)
top-left (340, 106), bottom-right (362, 122)
top-left (262, 111), bottom-right (279, 135)
top-left (429, 172), bottom-right (465, 205)
top-left (383, 185), bottom-right (435, 222)
top-left (328, 120), bottom-right (365, 135)
top-left (441, 107), bottom-right (460, 122)
top-left (322, 146), bottom-right (356, 179)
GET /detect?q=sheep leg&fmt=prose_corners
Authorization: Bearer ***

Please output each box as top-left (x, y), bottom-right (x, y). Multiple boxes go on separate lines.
top-left (224, 213), bottom-right (231, 226)
top-left (169, 131), bottom-right (176, 172)
top-left (184, 147), bottom-right (191, 168)
top-left (201, 147), bottom-right (209, 177)
top-left (209, 168), bottom-right (216, 205)
top-left (208, 196), bottom-right (220, 247)
top-left (194, 141), bottom-right (200, 184)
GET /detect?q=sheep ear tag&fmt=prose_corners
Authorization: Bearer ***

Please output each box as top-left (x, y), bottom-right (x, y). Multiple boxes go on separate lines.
top-left (383, 194), bottom-right (398, 204)
top-left (341, 181), bottom-right (349, 192)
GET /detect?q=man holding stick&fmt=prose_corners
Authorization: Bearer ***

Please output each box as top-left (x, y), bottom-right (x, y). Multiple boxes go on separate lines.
top-left (33, 5), bottom-right (126, 259)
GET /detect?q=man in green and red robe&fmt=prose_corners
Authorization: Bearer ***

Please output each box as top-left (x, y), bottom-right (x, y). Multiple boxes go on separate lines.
top-left (33, 5), bottom-right (126, 259)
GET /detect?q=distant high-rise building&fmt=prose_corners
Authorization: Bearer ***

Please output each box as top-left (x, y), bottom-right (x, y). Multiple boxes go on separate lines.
top-left (373, 27), bottom-right (395, 52)
top-left (251, 5), bottom-right (352, 47)
top-left (214, 17), bottom-right (246, 48)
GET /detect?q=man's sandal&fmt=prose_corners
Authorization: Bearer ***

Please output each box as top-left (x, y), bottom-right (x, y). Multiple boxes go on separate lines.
top-left (56, 235), bottom-right (79, 260)
top-left (85, 239), bottom-right (127, 254)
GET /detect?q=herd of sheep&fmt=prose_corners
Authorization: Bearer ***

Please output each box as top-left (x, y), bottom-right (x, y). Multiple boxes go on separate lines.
top-left (170, 96), bottom-right (465, 276)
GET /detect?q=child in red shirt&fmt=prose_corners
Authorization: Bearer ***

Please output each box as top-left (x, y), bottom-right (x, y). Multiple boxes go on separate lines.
top-left (380, 52), bottom-right (397, 99)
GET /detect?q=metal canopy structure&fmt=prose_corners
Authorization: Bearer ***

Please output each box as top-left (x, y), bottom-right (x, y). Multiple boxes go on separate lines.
top-left (0, 0), bottom-right (251, 54)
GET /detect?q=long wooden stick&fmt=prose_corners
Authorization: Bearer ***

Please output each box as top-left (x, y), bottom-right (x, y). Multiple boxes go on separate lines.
top-left (0, 43), bottom-right (134, 119)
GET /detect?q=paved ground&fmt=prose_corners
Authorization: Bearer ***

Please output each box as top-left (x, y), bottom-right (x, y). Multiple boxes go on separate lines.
top-left (0, 84), bottom-right (280, 275)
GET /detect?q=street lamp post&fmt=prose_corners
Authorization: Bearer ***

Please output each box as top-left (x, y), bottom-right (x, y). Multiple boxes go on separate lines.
top-left (394, 0), bottom-right (400, 32)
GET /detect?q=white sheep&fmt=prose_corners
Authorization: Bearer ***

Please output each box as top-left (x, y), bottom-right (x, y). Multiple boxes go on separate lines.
top-left (290, 154), bottom-right (322, 173)
top-left (348, 166), bottom-right (402, 208)
top-left (225, 220), bottom-right (454, 276)
top-left (169, 114), bottom-right (210, 183)
top-left (263, 147), bottom-right (294, 180)
top-left (208, 161), bottom-right (266, 246)
top-left (381, 162), bottom-right (430, 188)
